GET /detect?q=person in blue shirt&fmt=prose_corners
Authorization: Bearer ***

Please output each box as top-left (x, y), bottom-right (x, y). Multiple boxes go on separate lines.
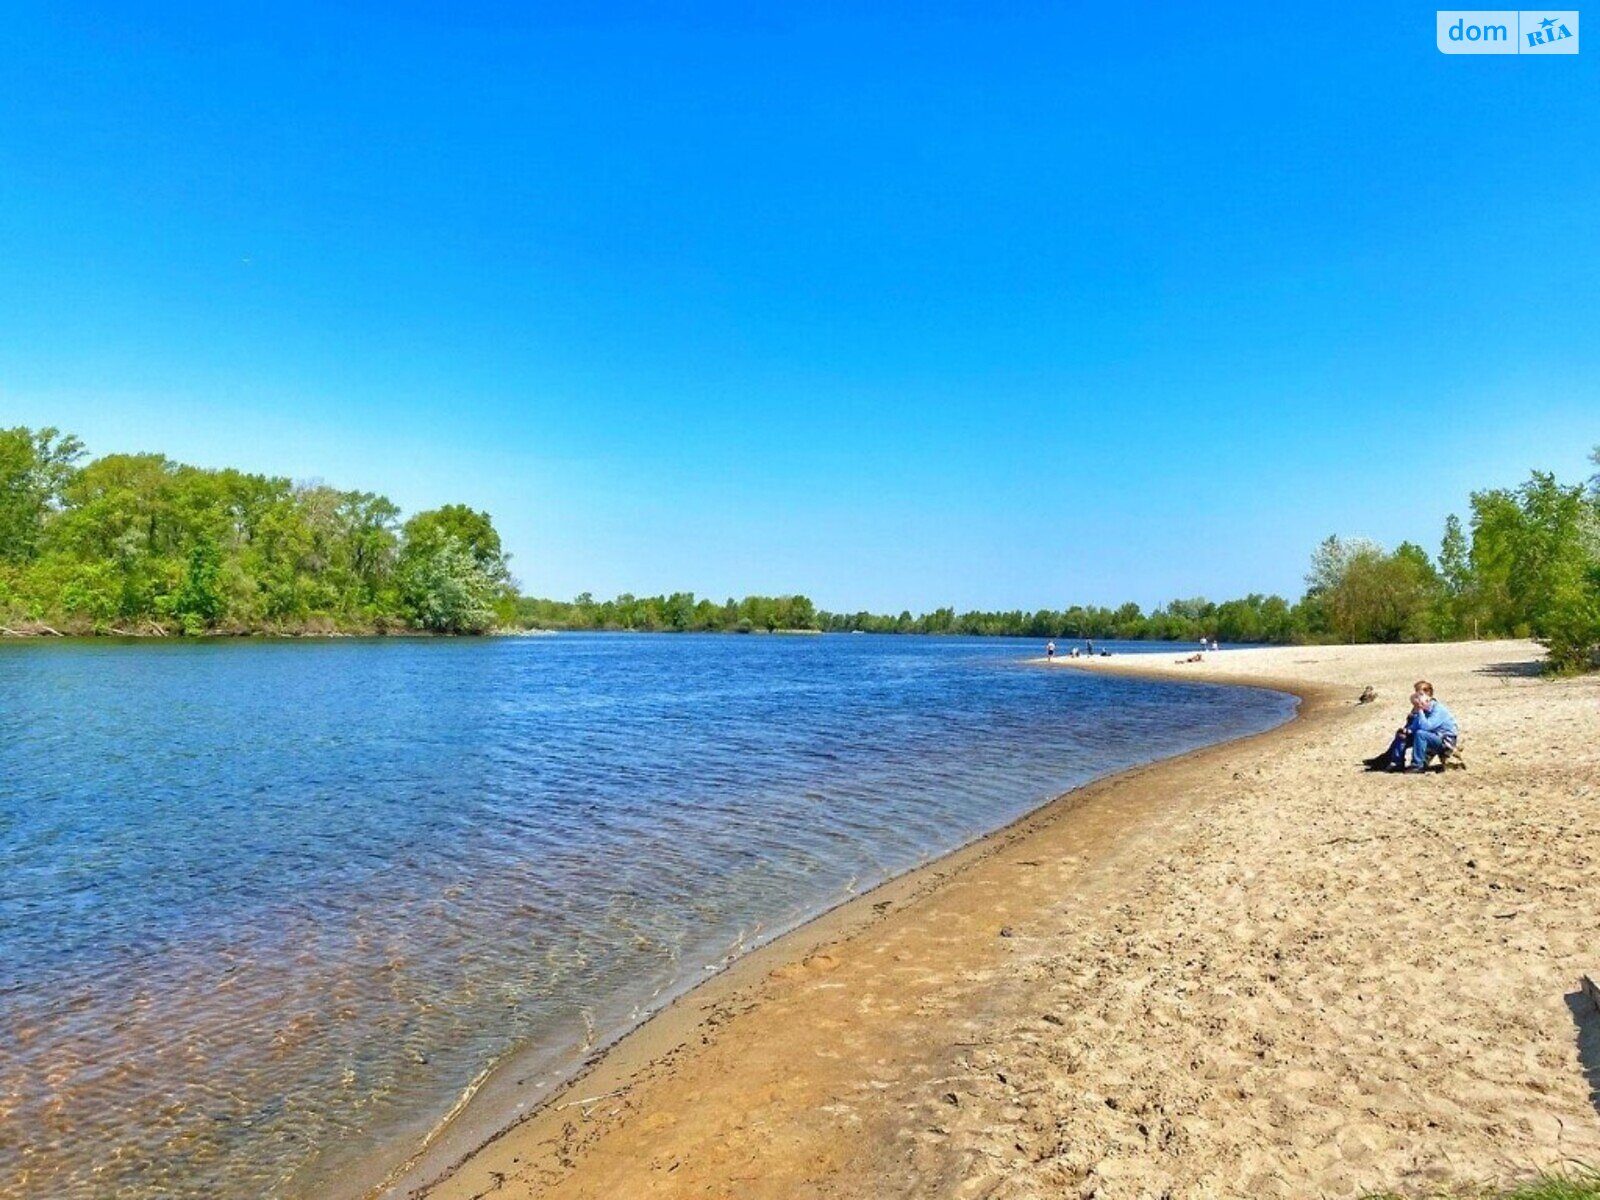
top-left (1368, 692), bottom-right (1426, 771)
top-left (1406, 680), bottom-right (1458, 771)
top-left (1366, 680), bottom-right (1459, 772)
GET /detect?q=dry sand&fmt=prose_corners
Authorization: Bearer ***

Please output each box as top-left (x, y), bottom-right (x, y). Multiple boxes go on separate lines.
top-left (389, 640), bottom-right (1600, 1200)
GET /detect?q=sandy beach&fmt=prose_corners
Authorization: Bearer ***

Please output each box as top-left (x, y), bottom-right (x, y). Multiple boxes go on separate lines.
top-left (390, 640), bottom-right (1600, 1200)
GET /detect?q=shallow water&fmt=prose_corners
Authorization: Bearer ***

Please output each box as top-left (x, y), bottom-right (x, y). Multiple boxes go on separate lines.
top-left (0, 634), bottom-right (1293, 1199)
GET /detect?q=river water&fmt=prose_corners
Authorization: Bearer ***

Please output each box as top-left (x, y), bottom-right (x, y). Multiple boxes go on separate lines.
top-left (0, 634), bottom-right (1293, 1199)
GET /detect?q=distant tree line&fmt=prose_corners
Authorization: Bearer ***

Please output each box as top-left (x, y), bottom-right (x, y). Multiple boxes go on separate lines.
top-left (516, 449), bottom-right (1600, 672)
top-left (515, 592), bottom-right (820, 634)
top-left (516, 591), bottom-right (1301, 643)
top-left (6, 427), bottom-right (1597, 669)
top-left (0, 427), bottom-right (515, 634)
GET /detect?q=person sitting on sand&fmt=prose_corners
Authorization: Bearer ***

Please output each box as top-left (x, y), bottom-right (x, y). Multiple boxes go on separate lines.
top-left (1405, 680), bottom-right (1458, 771)
top-left (1366, 693), bottom-right (1426, 772)
top-left (1366, 680), bottom-right (1458, 773)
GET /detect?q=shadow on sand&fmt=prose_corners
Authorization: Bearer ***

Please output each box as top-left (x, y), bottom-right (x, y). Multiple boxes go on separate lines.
top-left (1476, 659), bottom-right (1545, 680)
top-left (1565, 986), bottom-right (1600, 1118)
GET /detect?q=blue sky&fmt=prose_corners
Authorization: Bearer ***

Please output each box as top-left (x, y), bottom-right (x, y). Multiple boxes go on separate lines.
top-left (2, 3), bottom-right (1595, 612)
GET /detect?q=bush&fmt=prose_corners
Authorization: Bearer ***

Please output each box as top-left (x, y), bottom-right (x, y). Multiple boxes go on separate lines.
top-left (400, 537), bottom-right (500, 634)
top-left (1539, 562), bottom-right (1600, 673)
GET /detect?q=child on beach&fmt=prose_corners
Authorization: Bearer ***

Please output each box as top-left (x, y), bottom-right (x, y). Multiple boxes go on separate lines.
top-left (1361, 694), bottom-right (1423, 772)
top-left (1365, 683), bottom-right (1458, 772)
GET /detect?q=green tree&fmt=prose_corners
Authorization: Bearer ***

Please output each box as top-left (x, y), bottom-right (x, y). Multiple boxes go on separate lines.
top-left (1437, 513), bottom-right (1471, 637)
top-left (402, 505), bottom-right (511, 584)
top-left (173, 539), bottom-right (224, 633)
top-left (1467, 488), bottom-right (1526, 634)
top-left (1468, 467), bottom-right (1600, 670)
top-left (400, 537), bottom-right (500, 634)
top-left (0, 426), bottom-right (84, 563)
top-left (774, 594), bottom-right (817, 630)
top-left (1439, 515), bottom-right (1469, 597)
top-left (662, 591), bottom-right (696, 631)
top-left (339, 491), bottom-right (402, 604)
top-left (1308, 539), bottom-right (1440, 643)
top-left (0, 426), bottom-right (512, 635)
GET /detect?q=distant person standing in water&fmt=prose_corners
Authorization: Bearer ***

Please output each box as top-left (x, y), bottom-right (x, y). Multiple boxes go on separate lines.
top-left (1045, 641), bottom-right (1056, 661)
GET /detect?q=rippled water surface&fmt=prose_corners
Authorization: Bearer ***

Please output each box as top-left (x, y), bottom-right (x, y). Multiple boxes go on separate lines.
top-left (0, 634), bottom-right (1293, 1199)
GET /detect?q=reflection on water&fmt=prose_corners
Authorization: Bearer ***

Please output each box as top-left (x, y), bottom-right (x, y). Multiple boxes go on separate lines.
top-left (0, 634), bottom-right (1293, 1198)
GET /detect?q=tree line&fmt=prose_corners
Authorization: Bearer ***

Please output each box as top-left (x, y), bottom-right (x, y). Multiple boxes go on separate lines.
top-left (1294, 452), bottom-right (1600, 671)
top-left (515, 592), bottom-right (821, 634)
top-left (5, 426), bottom-right (1597, 669)
top-left (516, 591), bottom-right (1300, 643)
top-left (516, 449), bottom-right (1600, 671)
top-left (0, 427), bottom-right (515, 634)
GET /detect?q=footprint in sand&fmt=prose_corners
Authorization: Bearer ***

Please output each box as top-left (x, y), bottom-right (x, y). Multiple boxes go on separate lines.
top-left (770, 953), bottom-right (842, 981)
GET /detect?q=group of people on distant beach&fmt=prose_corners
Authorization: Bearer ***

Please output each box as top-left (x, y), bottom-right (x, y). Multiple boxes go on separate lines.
top-left (1042, 638), bottom-right (1221, 662)
top-left (1044, 640), bottom-right (1113, 660)
top-left (1174, 637), bottom-right (1221, 663)
top-left (1365, 680), bottom-right (1459, 773)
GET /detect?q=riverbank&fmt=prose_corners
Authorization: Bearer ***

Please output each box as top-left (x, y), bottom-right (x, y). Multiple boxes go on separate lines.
top-left (384, 640), bottom-right (1599, 1198)
top-left (0, 617), bottom-right (417, 637)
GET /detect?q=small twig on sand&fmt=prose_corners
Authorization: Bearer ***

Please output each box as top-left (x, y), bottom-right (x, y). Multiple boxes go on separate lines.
top-left (554, 1088), bottom-right (627, 1113)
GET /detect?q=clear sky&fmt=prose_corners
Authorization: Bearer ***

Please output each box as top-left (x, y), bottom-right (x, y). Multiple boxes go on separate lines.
top-left (2, 3), bottom-right (1595, 613)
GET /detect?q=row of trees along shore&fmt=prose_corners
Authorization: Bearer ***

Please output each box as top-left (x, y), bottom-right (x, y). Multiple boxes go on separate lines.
top-left (0, 427), bottom-right (515, 635)
top-left (525, 446), bottom-right (1599, 670)
top-left (4, 427), bottom-right (1598, 670)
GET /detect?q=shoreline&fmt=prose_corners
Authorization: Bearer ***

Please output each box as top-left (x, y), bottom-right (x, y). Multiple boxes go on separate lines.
top-left (369, 668), bottom-right (1325, 1200)
top-left (0, 624), bottom-right (1294, 643)
top-left (385, 640), bottom-right (1600, 1199)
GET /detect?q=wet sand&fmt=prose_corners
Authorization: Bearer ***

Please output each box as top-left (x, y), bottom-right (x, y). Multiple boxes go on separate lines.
top-left (387, 640), bottom-right (1600, 1200)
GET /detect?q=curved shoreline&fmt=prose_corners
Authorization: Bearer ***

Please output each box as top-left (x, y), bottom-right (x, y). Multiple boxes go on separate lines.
top-left (369, 664), bottom-right (1330, 1200)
